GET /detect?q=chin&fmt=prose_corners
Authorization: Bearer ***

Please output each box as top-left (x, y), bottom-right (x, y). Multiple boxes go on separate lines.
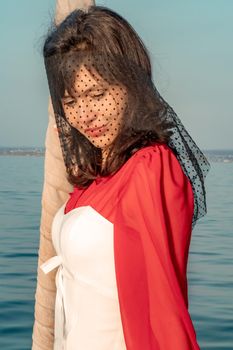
top-left (93, 140), bottom-right (113, 149)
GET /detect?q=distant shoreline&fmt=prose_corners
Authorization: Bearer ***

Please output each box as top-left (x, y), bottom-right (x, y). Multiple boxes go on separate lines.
top-left (0, 147), bottom-right (233, 162)
top-left (0, 148), bottom-right (44, 156)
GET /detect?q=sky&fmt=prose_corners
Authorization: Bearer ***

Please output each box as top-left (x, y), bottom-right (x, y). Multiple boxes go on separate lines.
top-left (0, 0), bottom-right (232, 150)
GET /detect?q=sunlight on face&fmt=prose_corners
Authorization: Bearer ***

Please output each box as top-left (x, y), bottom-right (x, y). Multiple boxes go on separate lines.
top-left (61, 64), bottom-right (127, 150)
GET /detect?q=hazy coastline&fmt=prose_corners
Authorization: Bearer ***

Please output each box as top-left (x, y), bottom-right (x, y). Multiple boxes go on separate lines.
top-left (0, 147), bottom-right (233, 163)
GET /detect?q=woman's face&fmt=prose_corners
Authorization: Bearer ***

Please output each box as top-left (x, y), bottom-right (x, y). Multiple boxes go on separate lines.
top-left (61, 64), bottom-right (127, 150)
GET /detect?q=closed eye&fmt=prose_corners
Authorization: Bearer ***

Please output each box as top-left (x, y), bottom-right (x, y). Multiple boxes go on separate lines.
top-left (64, 100), bottom-right (76, 107)
top-left (91, 92), bottom-right (105, 99)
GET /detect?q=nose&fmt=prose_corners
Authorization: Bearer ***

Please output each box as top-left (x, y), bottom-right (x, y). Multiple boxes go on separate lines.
top-left (79, 99), bottom-right (98, 127)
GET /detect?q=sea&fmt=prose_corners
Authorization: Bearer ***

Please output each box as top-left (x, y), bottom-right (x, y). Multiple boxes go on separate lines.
top-left (0, 147), bottom-right (232, 350)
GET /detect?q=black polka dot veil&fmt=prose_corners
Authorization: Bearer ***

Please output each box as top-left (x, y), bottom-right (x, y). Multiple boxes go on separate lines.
top-left (44, 49), bottom-right (210, 230)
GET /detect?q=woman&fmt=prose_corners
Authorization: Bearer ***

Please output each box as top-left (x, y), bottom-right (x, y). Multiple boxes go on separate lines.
top-left (40, 5), bottom-right (210, 349)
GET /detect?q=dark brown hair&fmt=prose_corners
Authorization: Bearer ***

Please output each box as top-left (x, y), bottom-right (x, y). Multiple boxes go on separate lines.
top-left (43, 5), bottom-right (175, 188)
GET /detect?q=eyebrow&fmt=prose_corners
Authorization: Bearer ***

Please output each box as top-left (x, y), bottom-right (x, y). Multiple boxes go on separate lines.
top-left (63, 84), bottom-right (103, 98)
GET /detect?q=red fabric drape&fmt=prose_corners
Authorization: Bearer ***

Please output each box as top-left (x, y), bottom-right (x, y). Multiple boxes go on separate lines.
top-left (114, 144), bottom-right (200, 349)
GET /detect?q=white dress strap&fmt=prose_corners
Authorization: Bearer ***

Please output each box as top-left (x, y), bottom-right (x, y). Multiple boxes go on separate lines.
top-left (40, 256), bottom-right (67, 349)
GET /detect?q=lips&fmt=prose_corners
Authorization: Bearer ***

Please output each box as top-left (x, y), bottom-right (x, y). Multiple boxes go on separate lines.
top-left (85, 124), bottom-right (107, 132)
top-left (84, 123), bottom-right (109, 137)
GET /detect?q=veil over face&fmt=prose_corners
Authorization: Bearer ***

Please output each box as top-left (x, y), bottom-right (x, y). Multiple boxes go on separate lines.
top-left (61, 63), bottom-right (127, 154)
top-left (44, 27), bottom-right (210, 231)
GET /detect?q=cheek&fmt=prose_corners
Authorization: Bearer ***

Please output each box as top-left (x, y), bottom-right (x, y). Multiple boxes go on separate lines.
top-left (106, 96), bottom-right (125, 120)
top-left (105, 100), bottom-right (125, 132)
top-left (63, 110), bottom-right (81, 131)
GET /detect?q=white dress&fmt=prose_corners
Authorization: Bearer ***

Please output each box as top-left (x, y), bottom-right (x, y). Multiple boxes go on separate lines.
top-left (40, 202), bottom-right (127, 350)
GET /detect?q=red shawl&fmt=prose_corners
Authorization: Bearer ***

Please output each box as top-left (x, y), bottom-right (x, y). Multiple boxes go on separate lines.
top-left (65, 143), bottom-right (200, 349)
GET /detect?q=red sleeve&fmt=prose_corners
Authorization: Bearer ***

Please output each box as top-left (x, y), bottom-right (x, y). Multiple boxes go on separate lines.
top-left (117, 143), bottom-right (200, 349)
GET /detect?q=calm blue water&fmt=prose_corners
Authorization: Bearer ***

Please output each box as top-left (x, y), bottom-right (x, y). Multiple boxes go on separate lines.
top-left (0, 156), bottom-right (232, 349)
